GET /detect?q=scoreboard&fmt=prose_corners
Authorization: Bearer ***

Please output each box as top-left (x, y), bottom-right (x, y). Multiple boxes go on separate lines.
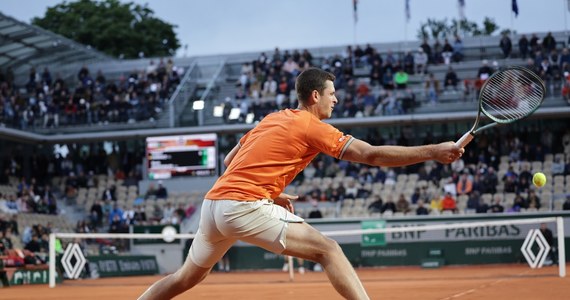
top-left (146, 133), bottom-right (217, 179)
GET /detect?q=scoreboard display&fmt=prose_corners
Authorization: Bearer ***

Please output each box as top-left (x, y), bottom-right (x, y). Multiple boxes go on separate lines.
top-left (146, 133), bottom-right (217, 179)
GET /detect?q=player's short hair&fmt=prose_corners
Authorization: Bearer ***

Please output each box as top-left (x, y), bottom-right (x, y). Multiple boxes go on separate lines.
top-left (295, 68), bottom-right (335, 104)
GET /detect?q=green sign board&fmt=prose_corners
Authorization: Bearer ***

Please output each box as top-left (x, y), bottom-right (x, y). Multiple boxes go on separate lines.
top-left (361, 220), bottom-right (386, 246)
top-left (88, 255), bottom-right (159, 278)
top-left (10, 268), bottom-right (61, 285)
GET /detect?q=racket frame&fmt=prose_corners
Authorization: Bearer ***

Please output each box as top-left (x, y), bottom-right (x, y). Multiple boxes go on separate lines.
top-left (455, 66), bottom-right (545, 148)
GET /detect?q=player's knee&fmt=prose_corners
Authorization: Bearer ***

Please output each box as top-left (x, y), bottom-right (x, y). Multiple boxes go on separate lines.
top-left (315, 237), bottom-right (342, 262)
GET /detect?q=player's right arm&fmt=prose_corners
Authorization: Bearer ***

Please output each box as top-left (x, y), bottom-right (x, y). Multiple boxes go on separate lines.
top-left (341, 138), bottom-right (463, 167)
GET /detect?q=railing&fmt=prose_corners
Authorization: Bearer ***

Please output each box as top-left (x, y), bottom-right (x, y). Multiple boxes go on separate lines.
top-left (195, 59), bottom-right (227, 126)
top-left (167, 61), bottom-right (199, 127)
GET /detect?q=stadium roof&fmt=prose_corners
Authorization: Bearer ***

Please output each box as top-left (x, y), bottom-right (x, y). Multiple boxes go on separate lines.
top-left (0, 12), bottom-right (113, 72)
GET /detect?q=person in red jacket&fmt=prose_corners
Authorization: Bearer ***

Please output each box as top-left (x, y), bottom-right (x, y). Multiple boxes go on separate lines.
top-left (441, 192), bottom-right (457, 213)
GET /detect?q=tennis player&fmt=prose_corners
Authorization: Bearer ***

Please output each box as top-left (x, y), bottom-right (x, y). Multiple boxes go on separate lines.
top-left (138, 67), bottom-right (464, 300)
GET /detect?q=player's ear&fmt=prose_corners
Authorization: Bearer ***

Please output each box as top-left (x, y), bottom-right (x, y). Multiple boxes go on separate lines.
top-left (311, 90), bottom-right (319, 103)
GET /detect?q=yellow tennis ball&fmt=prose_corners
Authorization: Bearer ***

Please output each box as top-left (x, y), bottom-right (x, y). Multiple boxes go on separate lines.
top-left (532, 172), bottom-right (546, 187)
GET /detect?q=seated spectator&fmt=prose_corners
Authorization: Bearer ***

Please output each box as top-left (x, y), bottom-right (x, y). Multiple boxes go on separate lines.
top-left (109, 214), bottom-right (127, 233)
top-left (123, 206), bottom-right (135, 225)
top-left (453, 35), bottom-right (464, 62)
top-left (519, 34), bottom-right (529, 59)
top-left (394, 69), bottom-right (409, 89)
top-left (101, 184), bottom-right (116, 201)
top-left (441, 39), bottom-right (454, 65)
top-left (161, 202), bottom-right (176, 224)
top-left (155, 181), bottom-right (168, 199)
top-left (5, 215), bottom-right (18, 236)
top-left (429, 193), bottom-right (442, 212)
top-left (399, 88), bottom-right (416, 114)
top-left (377, 91), bottom-right (400, 116)
top-left (444, 67), bottom-right (459, 92)
top-left (517, 176), bottom-right (531, 194)
top-left (424, 73), bottom-right (440, 105)
top-left (342, 180), bottom-right (358, 199)
top-left (527, 191), bottom-right (541, 209)
top-left (476, 197), bottom-right (489, 213)
top-left (537, 57), bottom-right (552, 80)
top-left (367, 196), bottom-right (383, 213)
top-left (145, 183), bottom-right (157, 199)
top-left (396, 194), bottom-right (410, 214)
top-left (133, 205), bottom-right (148, 225)
top-left (369, 59), bottom-right (383, 87)
top-left (502, 166), bottom-right (519, 193)
top-left (25, 235), bottom-right (41, 253)
top-left (90, 200), bottom-right (103, 227)
top-left (466, 191), bottom-right (481, 210)
top-left (563, 195), bottom-right (570, 210)
top-left (262, 76), bottom-right (277, 98)
top-left (441, 192), bottom-right (457, 212)
top-left (0, 194), bottom-right (18, 214)
top-left (0, 230), bottom-right (13, 255)
top-left (416, 200), bottom-right (429, 215)
top-left (510, 194), bottom-right (527, 212)
top-left (381, 195), bottom-right (396, 213)
top-left (414, 48), bottom-right (428, 74)
top-left (542, 32), bottom-right (557, 53)
top-left (478, 59), bottom-right (493, 79)
top-left (108, 203), bottom-right (124, 225)
top-left (432, 39), bottom-right (443, 64)
top-left (308, 200), bottom-right (323, 219)
top-left (174, 203), bottom-right (187, 222)
top-left (489, 198), bottom-right (504, 213)
top-left (382, 69), bottom-right (395, 90)
top-left (410, 187), bottom-right (421, 204)
top-left (499, 33), bottom-right (513, 58)
top-left (552, 157), bottom-right (565, 175)
top-left (402, 51), bottom-right (415, 74)
top-left (456, 173), bottom-right (473, 196)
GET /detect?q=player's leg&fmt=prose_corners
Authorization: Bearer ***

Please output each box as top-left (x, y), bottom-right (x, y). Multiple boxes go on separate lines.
top-left (235, 201), bottom-right (369, 299)
top-left (138, 233), bottom-right (236, 299)
top-left (282, 222), bottom-right (369, 300)
top-left (138, 200), bottom-right (235, 299)
top-left (137, 254), bottom-right (212, 300)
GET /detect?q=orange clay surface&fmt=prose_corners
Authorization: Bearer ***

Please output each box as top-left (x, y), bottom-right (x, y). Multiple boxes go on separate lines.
top-left (2, 264), bottom-right (569, 300)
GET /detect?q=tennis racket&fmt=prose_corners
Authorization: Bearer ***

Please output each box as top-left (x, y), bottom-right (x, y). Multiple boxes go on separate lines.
top-left (455, 66), bottom-right (545, 148)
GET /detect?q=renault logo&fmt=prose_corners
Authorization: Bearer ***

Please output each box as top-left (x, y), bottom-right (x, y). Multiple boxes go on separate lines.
top-left (520, 229), bottom-right (551, 269)
top-left (61, 243), bottom-right (87, 279)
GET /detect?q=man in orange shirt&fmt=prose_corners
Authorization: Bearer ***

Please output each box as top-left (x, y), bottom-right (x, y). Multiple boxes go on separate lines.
top-left (138, 68), bottom-right (464, 300)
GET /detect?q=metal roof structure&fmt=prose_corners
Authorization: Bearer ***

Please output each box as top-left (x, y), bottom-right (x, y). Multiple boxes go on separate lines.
top-left (0, 12), bottom-right (113, 74)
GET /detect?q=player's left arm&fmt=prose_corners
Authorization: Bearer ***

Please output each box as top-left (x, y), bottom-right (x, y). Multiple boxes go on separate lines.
top-left (342, 138), bottom-right (464, 167)
top-left (224, 143), bottom-right (241, 167)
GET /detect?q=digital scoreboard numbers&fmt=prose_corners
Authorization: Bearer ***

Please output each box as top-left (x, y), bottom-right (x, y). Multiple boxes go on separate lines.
top-left (146, 133), bottom-right (217, 179)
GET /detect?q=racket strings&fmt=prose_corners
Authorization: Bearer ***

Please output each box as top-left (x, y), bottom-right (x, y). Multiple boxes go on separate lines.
top-left (480, 69), bottom-right (544, 122)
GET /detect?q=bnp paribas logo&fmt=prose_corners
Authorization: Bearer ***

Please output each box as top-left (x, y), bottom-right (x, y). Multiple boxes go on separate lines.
top-left (520, 229), bottom-right (551, 269)
top-left (61, 243), bottom-right (87, 280)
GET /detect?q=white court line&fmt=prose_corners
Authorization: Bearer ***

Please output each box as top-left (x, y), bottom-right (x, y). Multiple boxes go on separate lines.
top-left (438, 270), bottom-right (532, 300)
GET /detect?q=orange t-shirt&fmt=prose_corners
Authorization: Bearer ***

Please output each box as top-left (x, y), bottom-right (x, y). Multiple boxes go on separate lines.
top-left (205, 109), bottom-right (354, 201)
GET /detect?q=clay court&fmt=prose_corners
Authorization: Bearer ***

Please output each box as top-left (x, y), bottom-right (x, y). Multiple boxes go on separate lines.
top-left (2, 263), bottom-right (569, 299)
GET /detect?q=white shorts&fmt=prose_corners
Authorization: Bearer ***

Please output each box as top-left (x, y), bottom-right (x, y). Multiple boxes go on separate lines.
top-left (189, 199), bottom-right (304, 268)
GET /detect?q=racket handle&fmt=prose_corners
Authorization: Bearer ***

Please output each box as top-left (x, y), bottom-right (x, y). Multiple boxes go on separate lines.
top-left (455, 132), bottom-right (474, 148)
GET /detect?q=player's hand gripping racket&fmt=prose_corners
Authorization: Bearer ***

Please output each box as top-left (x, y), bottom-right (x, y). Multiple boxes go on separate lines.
top-left (456, 66), bottom-right (545, 148)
